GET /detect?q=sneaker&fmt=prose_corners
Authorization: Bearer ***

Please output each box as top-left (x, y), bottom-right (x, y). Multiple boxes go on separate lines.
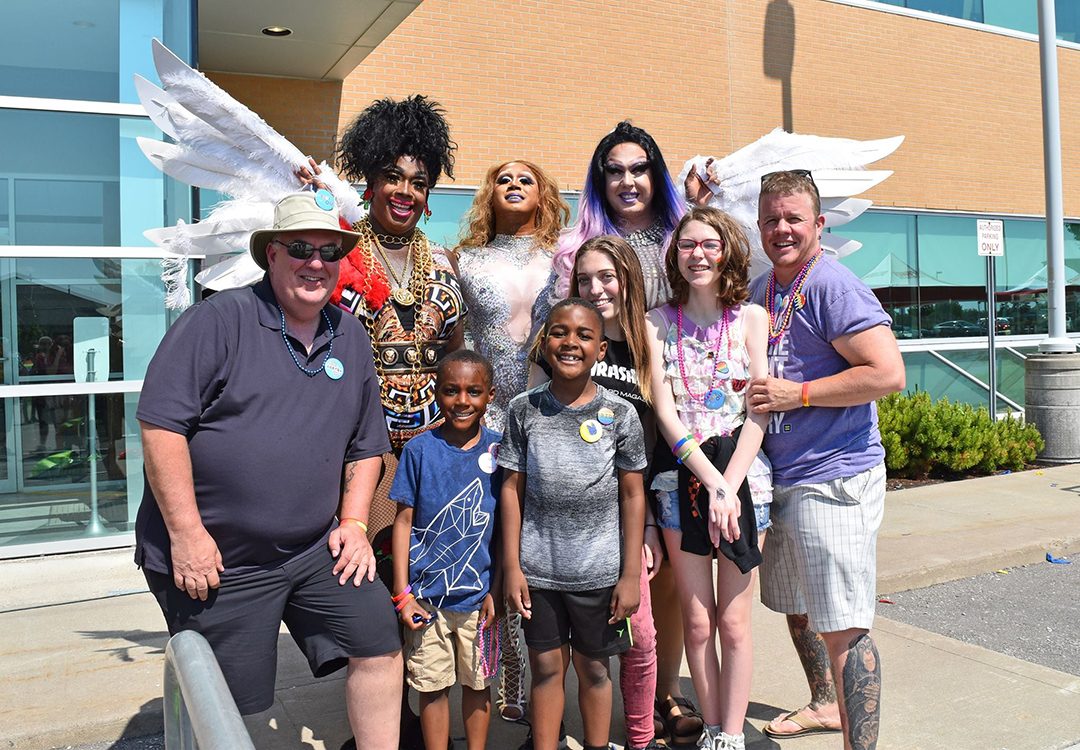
top-left (628, 741), bottom-right (665, 750)
top-left (714, 732), bottom-right (746, 750)
top-left (696, 727), bottom-right (717, 750)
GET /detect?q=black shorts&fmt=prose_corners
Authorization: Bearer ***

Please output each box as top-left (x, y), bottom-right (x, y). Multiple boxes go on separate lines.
top-left (145, 536), bottom-right (401, 714)
top-left (521, 586), bottom-right (632, 658)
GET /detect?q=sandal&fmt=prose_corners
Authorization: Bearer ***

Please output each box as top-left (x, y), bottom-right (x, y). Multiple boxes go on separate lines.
top-left (763, 706), bottom-right (842, 738)
top-left (657, 696), bottom-right (704, 746)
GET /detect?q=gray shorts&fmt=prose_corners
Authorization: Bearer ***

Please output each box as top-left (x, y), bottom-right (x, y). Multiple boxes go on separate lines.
top-left (759, 462), bottom-right (886, 633)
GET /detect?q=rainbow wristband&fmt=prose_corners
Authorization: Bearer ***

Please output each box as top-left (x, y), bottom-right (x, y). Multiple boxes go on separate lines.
top-left (671, 433), bottom-right (695, 455)
top-left (676, 439), bottom-right (700, 464)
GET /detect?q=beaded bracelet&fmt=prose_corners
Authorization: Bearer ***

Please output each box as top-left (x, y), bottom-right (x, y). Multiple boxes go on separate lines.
top-left (340, 517), bottom-right (368, 533)
top-left (391, 585), bottom-right (413, 604)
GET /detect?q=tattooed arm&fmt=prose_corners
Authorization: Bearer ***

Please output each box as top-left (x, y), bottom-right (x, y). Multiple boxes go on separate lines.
top-left (328, 456), bottom-right (383, 585)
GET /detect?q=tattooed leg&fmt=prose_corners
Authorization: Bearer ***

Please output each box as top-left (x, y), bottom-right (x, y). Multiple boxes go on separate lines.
top-left (786, 613), bottom-right (837, 709)
top-left (766, 615), bottom-right (842, 736)
top-left (822, 629), bottom-right (881, 750)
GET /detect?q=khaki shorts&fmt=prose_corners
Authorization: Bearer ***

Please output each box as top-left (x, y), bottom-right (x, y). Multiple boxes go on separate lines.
top-left (404, 604), bottom-right (491, 692)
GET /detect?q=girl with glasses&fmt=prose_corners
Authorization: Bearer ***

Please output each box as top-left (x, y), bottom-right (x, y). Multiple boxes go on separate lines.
top-left (645, 206), bottom-right (772, 750)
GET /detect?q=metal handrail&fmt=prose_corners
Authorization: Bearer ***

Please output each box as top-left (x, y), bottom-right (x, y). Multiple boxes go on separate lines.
top-left (163, 631), bottom-right (256, 750)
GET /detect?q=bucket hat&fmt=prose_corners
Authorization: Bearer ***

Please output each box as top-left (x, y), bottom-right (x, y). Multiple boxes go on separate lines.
top-left (249, 190), bottom-right (360, 270)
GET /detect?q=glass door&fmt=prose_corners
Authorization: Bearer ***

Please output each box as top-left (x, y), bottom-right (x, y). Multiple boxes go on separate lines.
top-left (0, 259), bottom-right (18, 493)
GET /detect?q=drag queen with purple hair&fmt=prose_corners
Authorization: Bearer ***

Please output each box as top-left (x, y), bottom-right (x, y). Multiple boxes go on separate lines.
top-left (554, 121), bottom-right (686, 311)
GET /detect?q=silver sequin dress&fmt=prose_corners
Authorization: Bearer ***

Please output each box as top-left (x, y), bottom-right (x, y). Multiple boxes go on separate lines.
top-left (457, 234), bottom-right (557, 430)
top-left (623, 219), bottom-right (672, 311)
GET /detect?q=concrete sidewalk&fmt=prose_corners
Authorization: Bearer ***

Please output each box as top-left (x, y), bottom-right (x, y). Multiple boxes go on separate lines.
top-left (2, 465), bottom-right (1080, 750)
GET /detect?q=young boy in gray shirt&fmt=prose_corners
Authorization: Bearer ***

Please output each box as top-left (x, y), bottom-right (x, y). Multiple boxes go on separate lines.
top-left (500, 298), bottom-right (647, 750)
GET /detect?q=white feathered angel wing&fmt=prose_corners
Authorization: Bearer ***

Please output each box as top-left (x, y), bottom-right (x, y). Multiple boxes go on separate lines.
top-left (678, 128), bottom-right (903, 278)
top-left (135, 38), bottom-right (364, 308)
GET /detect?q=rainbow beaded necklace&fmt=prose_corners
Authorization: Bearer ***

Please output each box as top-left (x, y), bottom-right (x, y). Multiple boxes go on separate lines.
top-left (675, 304), bottom-right (731, 403)
top-left (766, 251), bottom-right (822, 347)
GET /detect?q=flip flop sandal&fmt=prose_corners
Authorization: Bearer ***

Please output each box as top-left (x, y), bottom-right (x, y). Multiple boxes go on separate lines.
top-left (658, 696), bottom-right (704, 746)
top-left (763, 707), bottom-right (843, 739)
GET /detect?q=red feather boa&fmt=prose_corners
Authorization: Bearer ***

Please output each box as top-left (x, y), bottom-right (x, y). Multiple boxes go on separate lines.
top-left (330, 216), bottom-right (391, 311)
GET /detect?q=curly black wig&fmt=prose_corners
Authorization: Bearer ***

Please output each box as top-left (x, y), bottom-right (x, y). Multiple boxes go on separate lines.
top-left (336, 95), bottom-right (456, 187)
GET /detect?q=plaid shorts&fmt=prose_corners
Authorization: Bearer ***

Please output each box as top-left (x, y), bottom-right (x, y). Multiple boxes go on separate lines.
top-left (760, 462), bottom-right (886, 633)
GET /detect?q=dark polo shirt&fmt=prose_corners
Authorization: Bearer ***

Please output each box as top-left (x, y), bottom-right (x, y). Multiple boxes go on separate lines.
top-left (135, 277), bottom-right (391, 575)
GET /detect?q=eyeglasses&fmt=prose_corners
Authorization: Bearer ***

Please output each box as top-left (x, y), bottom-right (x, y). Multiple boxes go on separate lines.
top-left (676, 238), bottom-right (724, 255)
top-left (760, 169), bottom-right (819, 195)
top-left (271, 239), bottom-right (347, 262)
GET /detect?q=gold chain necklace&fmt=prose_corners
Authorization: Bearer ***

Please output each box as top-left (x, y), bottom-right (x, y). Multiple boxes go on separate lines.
top-left (374, 243), bottom-right (415, 305)
top-left (353, 218), bottom-right (434, 419)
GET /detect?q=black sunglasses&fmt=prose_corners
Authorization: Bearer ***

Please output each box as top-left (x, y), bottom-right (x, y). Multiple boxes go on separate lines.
top-left (760, 169), bottom-right (819, 195)
top-left (271, 239), bottom-right (347, 262)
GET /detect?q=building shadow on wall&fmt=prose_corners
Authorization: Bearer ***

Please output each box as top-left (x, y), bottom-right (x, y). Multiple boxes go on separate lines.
top-left (764, 0), bottom-right (796, 131)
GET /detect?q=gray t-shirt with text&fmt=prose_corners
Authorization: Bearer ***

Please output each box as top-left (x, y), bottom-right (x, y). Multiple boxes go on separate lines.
top-left (498, 383), bottom-right (646, 591)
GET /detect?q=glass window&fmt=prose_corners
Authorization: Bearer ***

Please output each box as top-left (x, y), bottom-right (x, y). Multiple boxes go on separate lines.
top-left (0, 110), bottom-right (190, 246)
top-left (870, 0), bottom-right (1075, 40)
top-left (983, 0), bottom-right (1036, 34)
top-left (0, 0), bottom-right (193, 104)
top-left (916, 215), bottom-right (987, 336)
top-left (13, 258), bottom-right (170, 382)
top-left (837, 212), bottom-right (920, 336)
top-left (0, 392), bottom-right (137, 549)
top-left (995, 219), bottom-right (1048, 336)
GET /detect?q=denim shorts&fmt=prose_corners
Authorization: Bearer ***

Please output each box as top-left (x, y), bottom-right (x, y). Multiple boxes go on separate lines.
top-left (653, 470), bottom-right (772, 534)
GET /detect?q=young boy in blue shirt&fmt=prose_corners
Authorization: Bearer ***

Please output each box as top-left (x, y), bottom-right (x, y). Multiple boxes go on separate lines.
top-left (390, 349), bottom-right (502, 750)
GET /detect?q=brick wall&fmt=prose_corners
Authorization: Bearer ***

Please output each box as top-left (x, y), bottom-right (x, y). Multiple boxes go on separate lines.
top-left (211, 0), bottom-right (1080, 217)
top-left (206, 72), bottom-right (342, 164)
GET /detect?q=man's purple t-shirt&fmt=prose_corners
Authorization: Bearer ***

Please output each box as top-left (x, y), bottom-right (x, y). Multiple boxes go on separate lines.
top-left (749, 256), bottom-right (891, 486)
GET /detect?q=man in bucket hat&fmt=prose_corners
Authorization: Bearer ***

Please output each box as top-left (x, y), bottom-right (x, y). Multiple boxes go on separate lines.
top-left (135, 191), bottom-right (402, 748)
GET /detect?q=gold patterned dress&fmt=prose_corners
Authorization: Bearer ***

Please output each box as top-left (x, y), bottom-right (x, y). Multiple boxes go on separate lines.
top-left (333, 223), bottom-right (467, 451)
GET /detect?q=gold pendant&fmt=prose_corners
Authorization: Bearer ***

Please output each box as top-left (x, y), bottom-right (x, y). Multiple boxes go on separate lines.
top-left (392, 287), bottom-right (416, 306)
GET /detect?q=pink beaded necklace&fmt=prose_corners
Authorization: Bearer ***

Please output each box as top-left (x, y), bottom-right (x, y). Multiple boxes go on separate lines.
top-left (766, 251), bottom-right (822, 347)
top-left (676, 304), bottom-right (731, 405)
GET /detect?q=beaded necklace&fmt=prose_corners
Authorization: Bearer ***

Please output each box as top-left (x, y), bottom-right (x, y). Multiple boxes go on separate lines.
top-left (279, 306), bottom-right (334, 377)
top-left (675, 304), bottom-right (730, 404)
top-left (766, 251), bottom-right (822, 347)
top-left (477, 618), bottom-right (501, 679)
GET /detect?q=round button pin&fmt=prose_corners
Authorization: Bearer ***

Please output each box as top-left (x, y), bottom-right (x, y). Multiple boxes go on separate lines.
top-left (580, 419), bottom-right (603, 443)
top-left (597, 407), bottom-right (615, 426)
top-left (314, 188), bottom-right (335, 211)
top-left (478, 452), bottom-right (497, 474)
top-left (325, 357), bottom-right (344, 380)
top-left (704, 388), bottom-right (725, 410)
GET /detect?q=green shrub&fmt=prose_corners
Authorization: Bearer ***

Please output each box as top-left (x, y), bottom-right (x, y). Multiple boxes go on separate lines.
top-left (877, 391), bottom-right (1044, 479)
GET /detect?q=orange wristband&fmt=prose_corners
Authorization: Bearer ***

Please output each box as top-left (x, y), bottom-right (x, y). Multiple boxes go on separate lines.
top-left (340, 517), bottom-right (368, 533)
top-left (801, 381), bottom-right (811, 408)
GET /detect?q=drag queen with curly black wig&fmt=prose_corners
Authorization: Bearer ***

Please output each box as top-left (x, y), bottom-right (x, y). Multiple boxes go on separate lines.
top-left (330, 95), bottom-right (466, 452)
top-left (554, 121), bottom-right (686, 311)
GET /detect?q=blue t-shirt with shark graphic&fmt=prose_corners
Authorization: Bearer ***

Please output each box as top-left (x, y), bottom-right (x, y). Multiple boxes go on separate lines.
top-left (390, 426), bottom-right (501, 612)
